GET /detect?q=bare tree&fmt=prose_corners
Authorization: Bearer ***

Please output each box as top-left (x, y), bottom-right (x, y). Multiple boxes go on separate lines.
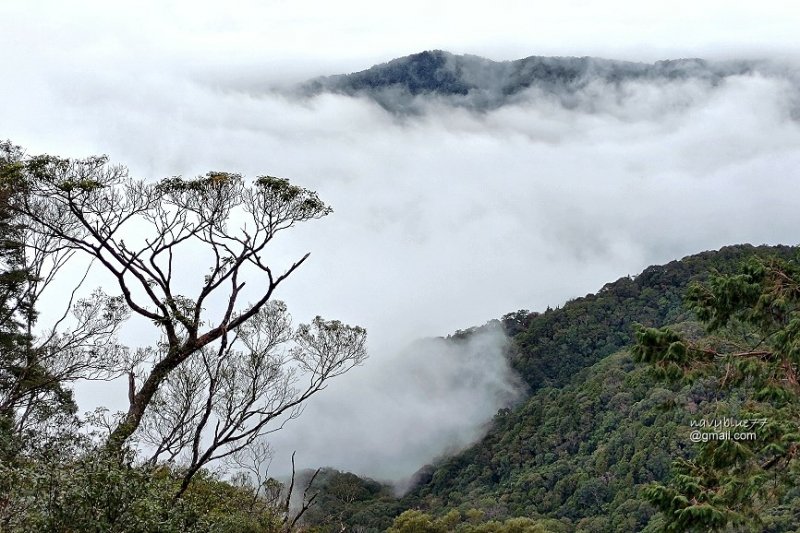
top-left (8, 151), bottom-right (367, 464)
top-left (280, 452), bottom-right (321, 533)
top-left (228, 439), bottom-right (277, 507)
top-left (139, 300), bottom-right (366, 495)
top-left (226, 443), bottom-right (327, 532)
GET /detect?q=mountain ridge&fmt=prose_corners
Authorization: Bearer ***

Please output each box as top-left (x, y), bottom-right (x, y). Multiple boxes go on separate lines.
top-left (299, 244), bottom-right (800, 532)
top-left (297, 50), bottom-right (767, 113)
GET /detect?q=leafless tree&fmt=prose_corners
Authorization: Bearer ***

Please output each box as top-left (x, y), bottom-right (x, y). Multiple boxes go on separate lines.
top-left (228, 439), bottom-right (277, 506)
top-left (226, 444), bottom-right (325, 532)
top-left (139, 300), bottom-right (366, 495)
top-left (8, 151), bottom-right (367, 470)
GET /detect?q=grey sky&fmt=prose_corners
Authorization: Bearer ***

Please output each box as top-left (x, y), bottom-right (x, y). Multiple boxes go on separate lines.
top-left (2, 2), bottom-right (800, 480)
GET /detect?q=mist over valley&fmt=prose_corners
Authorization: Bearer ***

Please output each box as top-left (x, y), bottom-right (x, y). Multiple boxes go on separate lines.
top-left (3, 6), bottom-right (800, 525)
top-left (7, 48), bottom-right (800, 480)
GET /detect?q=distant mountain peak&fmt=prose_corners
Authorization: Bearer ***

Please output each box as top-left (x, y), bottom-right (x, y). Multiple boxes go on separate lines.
top-left (297, 51), bottom-right (768, 114)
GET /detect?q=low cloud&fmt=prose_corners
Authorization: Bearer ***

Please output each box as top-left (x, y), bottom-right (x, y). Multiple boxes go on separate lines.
top-left (267, 324), bottom-right (522, 480)
top-left (3, 48), bottom-right (800, 480)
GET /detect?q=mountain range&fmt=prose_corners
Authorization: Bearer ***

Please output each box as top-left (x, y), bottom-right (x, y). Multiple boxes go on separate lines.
top-left (297, 50), bottom-right (771, 113)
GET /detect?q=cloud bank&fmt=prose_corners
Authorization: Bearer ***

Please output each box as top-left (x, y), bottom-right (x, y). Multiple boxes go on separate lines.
top-left (3, 47), bottom-right (800, 479)
top-left (268, 324), bottom-right (522, 481)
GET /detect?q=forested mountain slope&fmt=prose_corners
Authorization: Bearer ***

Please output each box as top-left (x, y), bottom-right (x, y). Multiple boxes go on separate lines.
top-left (507, 244), bottom-right (796, 392)
top-left (302, 244), bottom-right (800, 532)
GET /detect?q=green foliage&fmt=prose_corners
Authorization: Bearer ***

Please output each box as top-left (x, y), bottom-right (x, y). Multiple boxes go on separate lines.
top-left (510, 245), bottom-right (796, 393)
top-left (634, 254), bottom-right (800, 531)
top-left (254, 175), bottom-right (332, 219)
top-left (386, 509), bottom-right (560, 533)
top-left (0, 447), bottom-right (284, 532)
top-left (157, 172), bottom-right (239, 193)
top-left (632, 326), bottom-right (716, 382)
top-left (0, 141), bottom-right (78, 459)
top-left (397, 351), bottom-right (693, 530)
top-left (297, 468), bottom-right (401, 532)
top-left (302, 245), bottom-right (800, 532)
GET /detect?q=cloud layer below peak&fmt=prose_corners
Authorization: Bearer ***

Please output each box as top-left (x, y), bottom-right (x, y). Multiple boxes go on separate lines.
top-left (4, 49), bottom-right (800, 479)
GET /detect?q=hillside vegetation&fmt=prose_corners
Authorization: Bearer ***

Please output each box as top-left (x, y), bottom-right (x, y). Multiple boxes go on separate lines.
top-left (299, 244), bottom-right (800, 532)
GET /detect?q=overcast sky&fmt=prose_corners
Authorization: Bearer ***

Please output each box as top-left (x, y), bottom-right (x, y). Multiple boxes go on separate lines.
top-left (3, 2), bottom-right (800, 480)
top-left (3, 1), bottom-right (800, 70)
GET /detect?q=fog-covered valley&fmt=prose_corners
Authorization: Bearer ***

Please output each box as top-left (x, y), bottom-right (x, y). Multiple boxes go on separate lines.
top-left (5, 47), bottom-right (800, 481)
top-left (3, 3), bottom-right (800, 529)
